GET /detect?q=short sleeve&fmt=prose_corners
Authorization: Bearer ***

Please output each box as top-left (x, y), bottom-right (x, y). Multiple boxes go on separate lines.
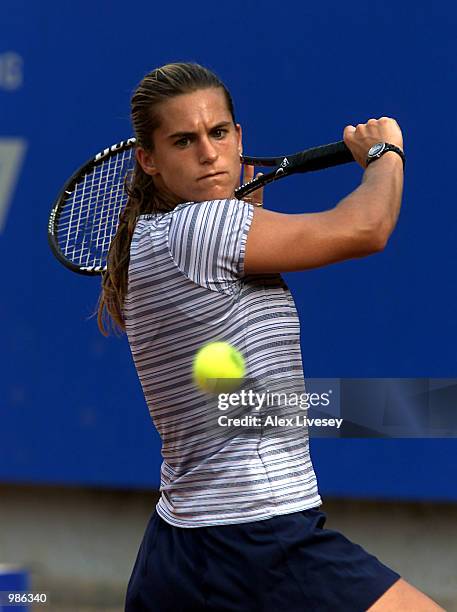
top-left (168, 199), bottom-right (254, 295)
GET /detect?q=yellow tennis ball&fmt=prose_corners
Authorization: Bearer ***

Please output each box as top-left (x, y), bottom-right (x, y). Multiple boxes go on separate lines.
top-left (193, 342), bottom-right (245, 394)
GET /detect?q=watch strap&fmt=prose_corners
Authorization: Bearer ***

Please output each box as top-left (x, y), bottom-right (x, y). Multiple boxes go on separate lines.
top-left (366, 143), bottom-right (405, 170)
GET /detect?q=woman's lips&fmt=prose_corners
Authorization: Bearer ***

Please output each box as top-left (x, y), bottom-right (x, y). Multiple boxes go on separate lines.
top-left (198, 172), bottom-right (226, 180)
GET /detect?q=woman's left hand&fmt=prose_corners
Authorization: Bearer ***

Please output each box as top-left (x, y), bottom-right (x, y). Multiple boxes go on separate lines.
top-left (241, 164), bottom-right (264, 207)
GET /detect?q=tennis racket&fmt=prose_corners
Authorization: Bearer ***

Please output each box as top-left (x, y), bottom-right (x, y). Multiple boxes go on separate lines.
top-left (48, 138), bottom-right (354, 275)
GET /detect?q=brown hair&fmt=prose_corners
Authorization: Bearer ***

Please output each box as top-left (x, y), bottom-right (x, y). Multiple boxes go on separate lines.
top-left (96, 62), bottom-right (236, 336)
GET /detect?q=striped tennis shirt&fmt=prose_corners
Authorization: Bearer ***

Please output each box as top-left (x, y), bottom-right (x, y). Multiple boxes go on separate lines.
top-left (124, 198), bottom-right (322, 527)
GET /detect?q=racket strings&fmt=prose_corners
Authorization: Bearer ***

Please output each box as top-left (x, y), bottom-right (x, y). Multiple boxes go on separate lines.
top-left (57, 149), bottom-right (134, 268)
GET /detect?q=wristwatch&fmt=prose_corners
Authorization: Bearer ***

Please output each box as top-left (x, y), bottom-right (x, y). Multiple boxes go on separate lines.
top-left (366, 142), bottom-right (405, 169)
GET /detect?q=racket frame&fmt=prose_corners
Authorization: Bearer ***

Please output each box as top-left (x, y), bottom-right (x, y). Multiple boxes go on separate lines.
top-left (47, 138), bottom-right (136, 275)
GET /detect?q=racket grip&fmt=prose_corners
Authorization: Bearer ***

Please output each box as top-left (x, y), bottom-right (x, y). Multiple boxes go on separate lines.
top-left (292, 140), bottom-right (354, 172)
top-left (235, 140), bottom-right (355, 199)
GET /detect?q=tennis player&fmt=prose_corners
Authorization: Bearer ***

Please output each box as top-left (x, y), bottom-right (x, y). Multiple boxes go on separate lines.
top-left (98, 63), bottom-right (444, 611)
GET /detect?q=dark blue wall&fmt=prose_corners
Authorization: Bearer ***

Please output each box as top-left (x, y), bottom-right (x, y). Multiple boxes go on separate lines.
top-left (1, 1), bottom-right (456, 499)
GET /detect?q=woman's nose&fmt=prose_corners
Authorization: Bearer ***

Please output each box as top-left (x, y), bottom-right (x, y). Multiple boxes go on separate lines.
top-left (198, 136), bottom-right (218, 163)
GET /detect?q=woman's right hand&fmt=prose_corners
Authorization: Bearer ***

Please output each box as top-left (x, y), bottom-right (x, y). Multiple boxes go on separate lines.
top-left (343, 117), bottom-right (404, 169)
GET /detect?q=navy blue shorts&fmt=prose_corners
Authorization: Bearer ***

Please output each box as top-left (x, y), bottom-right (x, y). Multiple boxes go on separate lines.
top-left (125, 507), bottom-right (401, 611)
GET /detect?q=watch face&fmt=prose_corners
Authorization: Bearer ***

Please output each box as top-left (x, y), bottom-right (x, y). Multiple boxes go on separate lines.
top-left (369, 142), bottom-right (385, 156)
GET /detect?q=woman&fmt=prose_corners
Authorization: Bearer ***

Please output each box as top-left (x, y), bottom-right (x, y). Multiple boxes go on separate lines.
top-left (98, 63), bottom-right (443, 611)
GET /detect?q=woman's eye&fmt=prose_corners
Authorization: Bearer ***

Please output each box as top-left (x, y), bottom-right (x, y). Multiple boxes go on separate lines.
top-left (175, 138), bottom-right (190, 147)
top-left (213, 129), bottom-right (227, 139)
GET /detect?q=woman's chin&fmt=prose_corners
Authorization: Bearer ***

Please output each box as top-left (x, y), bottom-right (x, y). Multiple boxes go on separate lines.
top-left (193, 189), bottom-right (233, 202)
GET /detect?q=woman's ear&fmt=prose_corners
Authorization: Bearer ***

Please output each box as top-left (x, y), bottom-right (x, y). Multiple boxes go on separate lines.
top-left (235, 123), bottom-right (243, 156)
top-left (136, 147), bottom-right (159, 176)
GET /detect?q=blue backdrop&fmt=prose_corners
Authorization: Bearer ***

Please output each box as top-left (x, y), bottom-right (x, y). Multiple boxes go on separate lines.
top-left (1, 1), bottom-right (456, 500)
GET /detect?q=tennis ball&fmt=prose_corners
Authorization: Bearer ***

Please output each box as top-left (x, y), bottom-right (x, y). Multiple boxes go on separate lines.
top-left (193, 342), bottom-right (245, 394)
